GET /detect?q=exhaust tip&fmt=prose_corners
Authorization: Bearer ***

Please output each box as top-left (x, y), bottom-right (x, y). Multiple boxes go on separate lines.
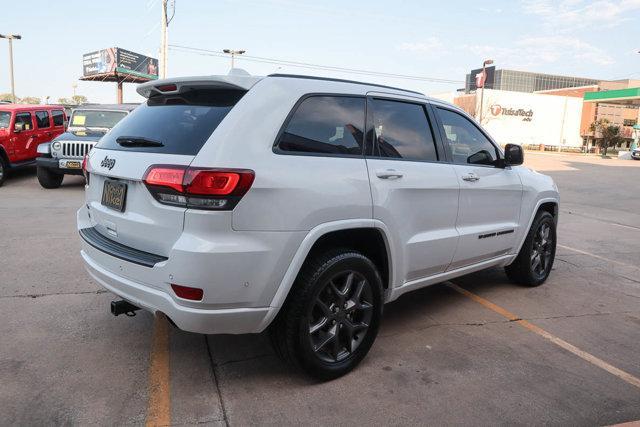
top-left (111, 300), bottom-right (140, 317)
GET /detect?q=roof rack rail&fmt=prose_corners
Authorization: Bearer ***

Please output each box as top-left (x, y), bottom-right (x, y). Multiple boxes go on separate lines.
top-left (267, 73), bottom-right (424, 96)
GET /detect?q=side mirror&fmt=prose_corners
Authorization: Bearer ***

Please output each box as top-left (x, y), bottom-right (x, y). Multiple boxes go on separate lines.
top-left (504, 143), bottom-right (524, 166)
top-left (13, 122), bottom-right (24, 133)
top-left (467, 150), bottom-right (495, 166)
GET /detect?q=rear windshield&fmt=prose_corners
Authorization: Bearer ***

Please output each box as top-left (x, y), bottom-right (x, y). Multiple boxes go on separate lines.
top-left (95, 89), bottom-right (245, 155)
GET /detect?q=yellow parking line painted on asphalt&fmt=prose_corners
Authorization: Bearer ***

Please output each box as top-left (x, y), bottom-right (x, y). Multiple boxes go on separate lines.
top-left (146, 313), bottom-right (171, 427)
top-left (448, 282), bottom-right (640, 390)
top-left (558, 244), bottom-right (638, 269)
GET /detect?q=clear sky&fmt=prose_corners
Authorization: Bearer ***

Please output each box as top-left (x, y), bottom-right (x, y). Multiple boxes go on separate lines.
top-left (1, 0), bottom-right (639, 104)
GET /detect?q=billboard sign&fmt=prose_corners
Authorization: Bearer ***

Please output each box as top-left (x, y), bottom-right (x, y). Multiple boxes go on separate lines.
top-left (83, 48), bottom-right (158, 80)
top-left (468, 66), bottom-right (495, 91)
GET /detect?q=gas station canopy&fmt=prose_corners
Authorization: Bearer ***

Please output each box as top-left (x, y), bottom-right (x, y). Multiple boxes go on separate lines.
top-left (584, 87), bottom-right (640, 106)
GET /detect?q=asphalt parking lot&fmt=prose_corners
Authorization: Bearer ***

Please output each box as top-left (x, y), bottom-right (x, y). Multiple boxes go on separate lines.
top-left (1, 152), bottom-right (639, 426)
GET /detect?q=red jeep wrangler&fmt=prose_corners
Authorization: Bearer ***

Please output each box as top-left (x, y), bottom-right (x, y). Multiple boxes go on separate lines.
top-left (0, 104), bottom-right (67, 186)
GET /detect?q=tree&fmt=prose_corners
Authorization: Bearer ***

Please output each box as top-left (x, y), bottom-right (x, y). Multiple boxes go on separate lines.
top-left (589, 119), bottom-right (624, 156)
top-left (0, 93), bottom-right (14, 102)
top-left (19, 96), bottom-right (41, 104)
top-left (72, 95), bottom-right (88, 105)
top-left (58, 95), bottom-right (88, 105)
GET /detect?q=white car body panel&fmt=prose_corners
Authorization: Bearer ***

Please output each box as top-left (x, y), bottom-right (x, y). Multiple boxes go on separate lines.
top-left (366, 158), bottom-right (459, 280)
top-left (77, 73), bottom-right (559, 334)
top-left (449, 164), bottom-right (523, 269)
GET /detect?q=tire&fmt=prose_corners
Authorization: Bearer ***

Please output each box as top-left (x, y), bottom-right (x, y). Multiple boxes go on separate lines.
top-left (37, 166), bottom-right (64, 189)
top-left (269, 249), bottom-right (384, 380)
top-left (505, 211), bottom-right (556, 286)
top-left (0, 156), bottom-right (6, 187)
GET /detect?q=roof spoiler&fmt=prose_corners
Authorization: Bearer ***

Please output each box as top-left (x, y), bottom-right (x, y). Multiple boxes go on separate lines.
top-left (137, 71), bottom-right (262, 98)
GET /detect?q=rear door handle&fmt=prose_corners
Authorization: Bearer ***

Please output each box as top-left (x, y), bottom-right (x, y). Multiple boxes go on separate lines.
top-left (462, 173), bottom-right (479, 182)
top-left (376, 169), bottom-right (404, 179)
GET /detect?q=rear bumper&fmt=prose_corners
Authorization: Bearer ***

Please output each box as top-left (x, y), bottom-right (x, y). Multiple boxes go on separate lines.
top-left (81, 249), bottom-right (272, 334)
top-left (77, 205), bottom-right (305, 334)
top-left (36, 157), bottom-right (84, 175)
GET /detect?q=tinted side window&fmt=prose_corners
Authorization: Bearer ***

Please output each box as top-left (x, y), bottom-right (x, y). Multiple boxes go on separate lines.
top-left (52, 110), bottom-right (65, 126)
top-left (35, 111), bottom-right (50, 128)
top-left (277, 96), bottom-right (365, 155)
top-left (436, 108), bottom-right (498, 166)
top-left (370, 99), bottom-right (438, 161)
top-left (15, 113), bottom-right (33, 131)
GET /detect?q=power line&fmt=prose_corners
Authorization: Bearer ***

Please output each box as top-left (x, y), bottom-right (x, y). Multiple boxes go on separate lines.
top-left (168, 44), bottom-right (463, 84)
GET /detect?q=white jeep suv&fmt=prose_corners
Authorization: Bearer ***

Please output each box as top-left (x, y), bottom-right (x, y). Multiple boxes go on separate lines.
top-left (78, 72), bottom-right (559, 379)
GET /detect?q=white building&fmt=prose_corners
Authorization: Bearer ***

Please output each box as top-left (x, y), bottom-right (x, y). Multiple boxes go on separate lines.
top-left (431, 89), bottom-right (584, 148)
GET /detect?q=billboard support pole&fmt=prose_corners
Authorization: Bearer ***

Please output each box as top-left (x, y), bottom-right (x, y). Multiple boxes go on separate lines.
top-left (117, 79), bottom-right (123, 104)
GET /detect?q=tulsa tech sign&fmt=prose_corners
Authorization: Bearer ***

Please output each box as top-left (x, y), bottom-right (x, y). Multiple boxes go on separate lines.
top-left (490, 104), bottom-right (534, 122)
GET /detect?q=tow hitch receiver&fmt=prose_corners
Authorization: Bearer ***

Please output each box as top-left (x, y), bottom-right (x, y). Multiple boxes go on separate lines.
top-left (111, 300), bottom-right (140, 317)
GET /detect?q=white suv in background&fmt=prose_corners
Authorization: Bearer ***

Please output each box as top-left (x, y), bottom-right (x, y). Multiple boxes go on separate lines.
top-left (78, 72), bottom-right (559, 379)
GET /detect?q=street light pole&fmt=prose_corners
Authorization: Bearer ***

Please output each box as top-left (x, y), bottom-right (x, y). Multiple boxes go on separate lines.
top-left (478, 59), bottom-right (493, 124)
top-left (0, 34), bottom-right (22, 103)
top-left (223, 49), bottom-right (245, 69)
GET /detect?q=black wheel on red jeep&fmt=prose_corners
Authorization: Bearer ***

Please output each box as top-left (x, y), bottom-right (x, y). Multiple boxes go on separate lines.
top-left (37, 166), bottom-right (63, 189)
top-left (269, 249), bottom-right (383, 380)
top-left (0, 156), bottom-right (6, 187)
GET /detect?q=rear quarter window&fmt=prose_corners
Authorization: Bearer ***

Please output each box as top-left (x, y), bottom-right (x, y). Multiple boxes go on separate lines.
top-left (95, 89), bottom-right (245, 155)
top-left (35, 111), bottom-right (51, 128)
top-left (52, 110), bottom-right (65, 126)
top-left (276, 95), bottom-right (365, 156)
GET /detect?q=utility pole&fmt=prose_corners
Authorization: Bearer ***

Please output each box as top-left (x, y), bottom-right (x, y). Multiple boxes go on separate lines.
top-left (477, 59), bottom-right (493, 124)
top-left (160, 0), bottom-right (176, 79)
top-left (0, 34), bottom-right (22, 103)
top-left (160, 0), bottom-right (168, 79)
top-left (223, 49), bottom-right (246, 69)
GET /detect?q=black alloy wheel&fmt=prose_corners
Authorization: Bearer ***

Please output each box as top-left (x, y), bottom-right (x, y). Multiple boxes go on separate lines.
top-left (530, 221), bottom-right (553, 280)
top-left (307, 270), bottom-right (374, 363)
top-left (270, 249), bottom-right (383, 380)
top-left (505, 210), bottom-right (556, 287)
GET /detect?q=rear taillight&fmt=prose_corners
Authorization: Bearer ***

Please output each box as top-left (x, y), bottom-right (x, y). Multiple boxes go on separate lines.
top-left (142, 165), bottom-right (255, 210)
top-left (82, 154), bottom-right (90, 184)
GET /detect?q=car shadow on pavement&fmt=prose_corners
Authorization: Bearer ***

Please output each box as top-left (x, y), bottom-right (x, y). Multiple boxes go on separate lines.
top-left (201, 267), bottom-right (516, 382)
top-left (5, 166), bottom-right (85, 188)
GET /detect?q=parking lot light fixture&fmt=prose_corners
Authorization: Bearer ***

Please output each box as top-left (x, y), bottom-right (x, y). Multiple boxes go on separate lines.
top-left (478, 58), bottom-right (494, 123)
top-left (223, 49), bottom-right (246, 69)
top-left (0, 34), bottom-right (22, 103)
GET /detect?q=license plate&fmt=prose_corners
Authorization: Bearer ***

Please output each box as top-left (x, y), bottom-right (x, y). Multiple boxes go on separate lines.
top-left (59, 159), bottom-right (82, 169)
top-left (101, 180), bottom-right (127, 212)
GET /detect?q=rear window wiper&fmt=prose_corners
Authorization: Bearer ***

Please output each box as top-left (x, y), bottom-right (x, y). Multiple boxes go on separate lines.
top-left (116, 136), bottom-right (164, 147)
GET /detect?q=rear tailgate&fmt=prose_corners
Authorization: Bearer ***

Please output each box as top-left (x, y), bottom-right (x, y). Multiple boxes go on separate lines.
top-left (82, 85), bottom-right (249, 258)
top-left (85, 149), bottom-right (194, 257)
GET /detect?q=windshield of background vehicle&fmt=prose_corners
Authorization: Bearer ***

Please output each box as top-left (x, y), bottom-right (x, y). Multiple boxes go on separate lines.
top-left (69, 110), bottom-right (128, 130)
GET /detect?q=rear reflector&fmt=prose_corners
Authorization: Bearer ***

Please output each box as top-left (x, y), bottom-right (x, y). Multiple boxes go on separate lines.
top-left (142, 165), bottom-right (254, 210)
top-left (171, 284), bottom-right (204, 301)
